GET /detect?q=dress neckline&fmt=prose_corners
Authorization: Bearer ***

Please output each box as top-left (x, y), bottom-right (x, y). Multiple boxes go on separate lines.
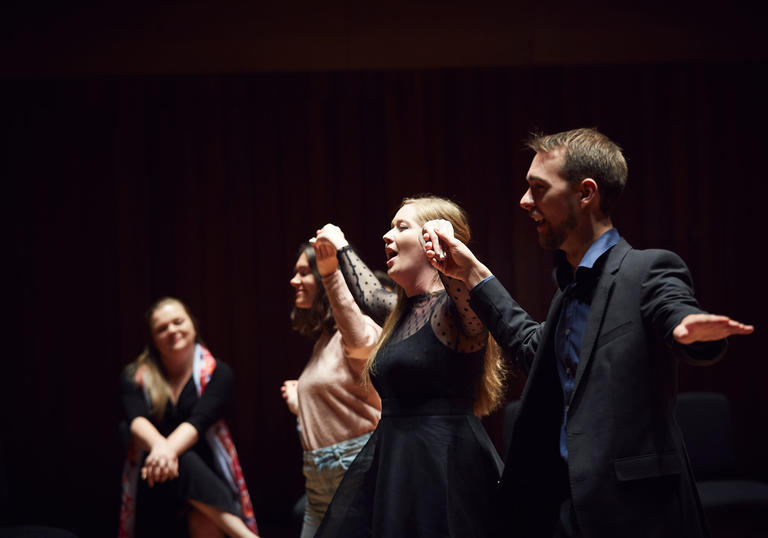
top-left (407, 289), bottom-right (445, 303)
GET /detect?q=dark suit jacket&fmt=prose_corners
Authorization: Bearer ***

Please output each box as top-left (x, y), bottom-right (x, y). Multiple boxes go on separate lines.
top-left (470, 238), bottom-right (726, 538)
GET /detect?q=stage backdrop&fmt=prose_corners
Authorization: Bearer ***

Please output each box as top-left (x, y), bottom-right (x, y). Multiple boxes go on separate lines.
top-left (3, 63), bottom-right (766, 536)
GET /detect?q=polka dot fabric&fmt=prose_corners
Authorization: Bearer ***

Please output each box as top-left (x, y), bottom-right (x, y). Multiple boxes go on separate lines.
top-left (338, 246), bottom-right (396, 326)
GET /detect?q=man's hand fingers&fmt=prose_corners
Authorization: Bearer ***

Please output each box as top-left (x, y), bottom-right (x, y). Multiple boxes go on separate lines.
top-left (726, 320), bottom-right (754, 334)
top-left (423, 227), bottom-right (445, 259)
top-left (674, 313), bottom-right (755, 344)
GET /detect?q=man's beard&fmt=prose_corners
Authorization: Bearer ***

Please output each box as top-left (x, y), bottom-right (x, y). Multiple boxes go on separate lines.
top-left (539, 202), bottom-right (578, 250)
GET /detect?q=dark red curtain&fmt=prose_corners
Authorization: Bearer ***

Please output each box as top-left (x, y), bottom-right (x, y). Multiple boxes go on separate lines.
top-left (3, 63), bottom-right (766, 536)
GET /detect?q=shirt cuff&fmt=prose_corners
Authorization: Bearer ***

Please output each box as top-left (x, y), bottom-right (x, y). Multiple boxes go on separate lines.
top-left (472, 274), bottom-right (496, 292)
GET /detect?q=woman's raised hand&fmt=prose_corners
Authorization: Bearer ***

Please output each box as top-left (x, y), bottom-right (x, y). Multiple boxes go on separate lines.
top-left (422, 219), bottom-right (491, 287)
top-left (422, 219), bottom-right (466, 279)
top-left (315, 223), bottom-right (349, 250)
top-left (310, 223), bottom-right (347, 276)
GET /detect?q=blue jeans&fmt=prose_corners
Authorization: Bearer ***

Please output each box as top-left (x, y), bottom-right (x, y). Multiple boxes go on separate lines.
top-left (299, 432), bottom-right (372, 538)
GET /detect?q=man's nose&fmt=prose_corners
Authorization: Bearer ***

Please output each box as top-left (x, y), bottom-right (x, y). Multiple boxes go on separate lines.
top-left (520, 189), bottom-right (533, 210)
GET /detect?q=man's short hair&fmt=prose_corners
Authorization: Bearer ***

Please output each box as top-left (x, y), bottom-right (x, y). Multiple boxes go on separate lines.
top-left (527, 128), bottom-right (628, 215)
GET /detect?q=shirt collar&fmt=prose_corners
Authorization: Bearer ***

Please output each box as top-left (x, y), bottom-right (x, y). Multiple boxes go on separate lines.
top-left (578, 228), bottom-right (619, 270)
top-left (555, 228), bottom-right (620, 290)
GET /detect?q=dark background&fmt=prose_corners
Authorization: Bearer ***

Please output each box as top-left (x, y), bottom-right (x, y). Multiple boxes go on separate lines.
top-left (2, 2), bottom-right (766, 537)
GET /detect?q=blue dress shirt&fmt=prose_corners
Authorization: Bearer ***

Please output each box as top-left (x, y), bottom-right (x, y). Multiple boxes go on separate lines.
top-left (555, 228), bottom-right (619, 460)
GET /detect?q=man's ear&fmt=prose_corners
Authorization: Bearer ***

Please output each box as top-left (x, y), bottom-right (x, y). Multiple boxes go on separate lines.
top-left (579, 178), bottom-right (598, 207)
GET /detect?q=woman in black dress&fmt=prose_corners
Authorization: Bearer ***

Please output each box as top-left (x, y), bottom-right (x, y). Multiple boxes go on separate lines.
top-left (119, 297), bottom-right (259, 538)
top-left (316, 196), bottom-right (506, 538)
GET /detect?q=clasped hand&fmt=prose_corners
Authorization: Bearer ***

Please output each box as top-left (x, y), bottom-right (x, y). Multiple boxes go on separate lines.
top-left (310, 223), bottom-right (349, 276)
top-left (421, 219), bottom-right (481, 283)
top-left (141, 439), bottom-right (179, 487)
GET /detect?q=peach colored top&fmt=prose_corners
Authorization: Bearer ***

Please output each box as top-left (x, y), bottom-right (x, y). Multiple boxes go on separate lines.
top-left (296, 269), bottom-right (382, 451)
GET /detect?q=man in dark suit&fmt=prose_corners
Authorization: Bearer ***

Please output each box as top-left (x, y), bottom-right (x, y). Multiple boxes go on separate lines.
top-left (422, 128), bottom-right (754, 537)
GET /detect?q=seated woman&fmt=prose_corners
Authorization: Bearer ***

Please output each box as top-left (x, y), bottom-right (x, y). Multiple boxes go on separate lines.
top-left (315, 196), bottom-right (506, 538)
top-left (281, 239), bottom-right (382, 538)
top-left (119, 297), bottom-right (259, 538)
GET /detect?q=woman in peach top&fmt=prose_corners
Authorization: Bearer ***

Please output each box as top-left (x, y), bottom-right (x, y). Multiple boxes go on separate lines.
top-left (281, 232), bottom-right (382, 538)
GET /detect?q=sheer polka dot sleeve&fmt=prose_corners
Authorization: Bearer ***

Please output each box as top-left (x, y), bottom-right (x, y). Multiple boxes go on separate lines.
top-left (433, 274), bottom-right (488, 353)
top-left (338, 246), bottom-right (397, 326)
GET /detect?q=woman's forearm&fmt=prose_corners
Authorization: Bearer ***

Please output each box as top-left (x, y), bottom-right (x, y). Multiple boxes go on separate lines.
top-left (166, 422), bottom-right (200, 457)
top-left (129, 416), bottom-right (166, 451)
top-left (323, 269), bottom-right (380, 348)
top-left (130, 417), bottom-right (198, 456)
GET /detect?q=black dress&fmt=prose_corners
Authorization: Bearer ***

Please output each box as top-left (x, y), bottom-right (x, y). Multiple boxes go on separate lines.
top-left (120, 360), bottom-right (241, 538)
top-left (320, 249), bottom-right (503, 537)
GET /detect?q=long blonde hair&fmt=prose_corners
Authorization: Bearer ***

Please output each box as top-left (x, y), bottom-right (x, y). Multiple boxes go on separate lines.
top-left (366, 196), bottom-right (506, 417)
top-left (126, 297), bottom-right (201, 420)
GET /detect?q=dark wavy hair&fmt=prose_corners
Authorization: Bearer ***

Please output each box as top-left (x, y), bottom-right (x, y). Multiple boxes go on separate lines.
top-left (289, 244), bottom-right (335, 339)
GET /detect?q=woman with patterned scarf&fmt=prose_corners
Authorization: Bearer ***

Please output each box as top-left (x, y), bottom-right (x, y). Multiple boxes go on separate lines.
top-left (119, 297), bottom-right (259, 538)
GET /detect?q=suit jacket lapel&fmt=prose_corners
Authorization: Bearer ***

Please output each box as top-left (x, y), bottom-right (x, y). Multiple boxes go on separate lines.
top-left (570, 238), bottom-right (632, 405)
